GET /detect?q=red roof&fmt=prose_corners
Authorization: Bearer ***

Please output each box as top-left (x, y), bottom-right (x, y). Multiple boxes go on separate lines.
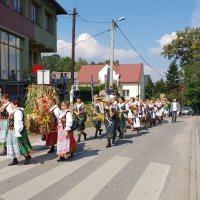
top-left (77, 64), bottom-right (143, 84)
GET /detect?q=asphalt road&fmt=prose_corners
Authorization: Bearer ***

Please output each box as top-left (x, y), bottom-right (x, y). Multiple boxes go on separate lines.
top-left (0, 116), bottom-right (196, 200)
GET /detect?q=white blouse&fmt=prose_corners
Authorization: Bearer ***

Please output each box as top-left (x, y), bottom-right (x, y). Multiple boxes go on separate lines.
top-left (59, 109), bottom-right (73, 131)
top-left (13, 108), bottom-right (24, 137)
top-left (50, 105), bottom-right (60, 122)
top-left (4, 102), bottom-right (12, 114)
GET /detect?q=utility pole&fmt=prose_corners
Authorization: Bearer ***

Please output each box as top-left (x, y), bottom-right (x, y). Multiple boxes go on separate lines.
top-left (71, 8), bottom-right (77, 86)
top-left (109, 19), bottom-right (115, 89)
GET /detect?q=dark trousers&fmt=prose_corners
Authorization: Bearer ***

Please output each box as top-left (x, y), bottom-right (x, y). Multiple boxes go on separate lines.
top-left (172, 111), bottom-right (177, 123)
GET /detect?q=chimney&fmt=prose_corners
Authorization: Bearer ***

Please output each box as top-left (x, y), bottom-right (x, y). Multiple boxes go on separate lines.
top-left (115, 60), bottom-right (119, 66)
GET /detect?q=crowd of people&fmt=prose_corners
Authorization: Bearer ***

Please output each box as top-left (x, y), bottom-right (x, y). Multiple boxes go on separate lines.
top-left (0, 92), bottom-right (181, 166)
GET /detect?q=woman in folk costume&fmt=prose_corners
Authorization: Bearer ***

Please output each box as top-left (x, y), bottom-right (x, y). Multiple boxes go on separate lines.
top-left (7, 98), bottom-right (32, 166)
top-left (46, 97), bottom-right (60, 153)
top-left (117, 97), bottom-right (129, 139)
top-left (104, 97), bottom-right (117, 147)
top-left (91, 95), bottom-right (104, 138)
top-left (57, 101), bottom-right (77, 162)
top-left (0, 94), bottom-right (12, 156)
top-left (148, 100), bottom-right (157, 126)
top-left (155, 98), bottom-right (163, 123)
top-left (133, 110), bottom-right (141, 135)
top-left (127, 97), bottom-right (135, 130)
top-left (73, 95), bottom-right (87, 143)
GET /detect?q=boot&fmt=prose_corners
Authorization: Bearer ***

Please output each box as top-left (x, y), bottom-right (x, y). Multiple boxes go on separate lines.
top-left (119, 132), bottom-right (123, 139)
top-left (24, 155), bottom-right (31, 165)
top-left (8, 158), bottom-right (18, 166)
top-left (95, 130), bottom-right (98, 138)
top-left (82, 132), bottom-right (87, 141)
top-left (99, 129), bottom-right (103, 135)
top-left (0, 146), bottom-right (7, 156)
top-left (48, 146), bottom-right (55, 153)
top-left (41, 134), bottom-right (46, 141)
top-left (77, 134), bottom-right (81, 143)
top-left (106, 139), bottom-right (111, 148)
top-left (57, 157), bottom-right (65, 162)
top-left (112, 137), bottom-right (115, 144)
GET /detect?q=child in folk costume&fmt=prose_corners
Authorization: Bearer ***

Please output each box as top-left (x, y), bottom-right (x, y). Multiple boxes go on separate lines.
top-left (133, 111), bottom-right (141, 135)
top-left (73, 96), bottom-right (87, 143)
top-left (57, 101), bottom-right (77, 162)
top-left (7, 99), bottom-right (32, 166)
top-left (46, 97), bottom-right (60, 153)
top-left (91, 95), bottom-right (104, 138)
top-left (0, 94), bottom-right (12, 156)
top-left (104, 97), bottom-right (117, 147)
top-left (117, 97), bottom-right (129, 139)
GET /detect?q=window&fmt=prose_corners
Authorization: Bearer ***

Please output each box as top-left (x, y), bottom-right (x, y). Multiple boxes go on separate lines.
top-left (123, 90), bottom-right (130, 97)
top-left (14, 0), bottom-right (25, 15)
top-left (0, 30), bottom-right (22, 80)
top-left (45, 12), bottom-right (52, 33)
top-left (32, 2), bottom-right (40, 25)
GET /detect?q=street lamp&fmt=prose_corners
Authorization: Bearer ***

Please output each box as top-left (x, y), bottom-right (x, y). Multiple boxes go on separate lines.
top-left (109, 16), bottom-right (125, 89)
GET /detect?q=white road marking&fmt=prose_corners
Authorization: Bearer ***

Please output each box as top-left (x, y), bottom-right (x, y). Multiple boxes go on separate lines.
top-left (58, 156), bottom-right (131, 200)
top-left (0, 154), bottom-right (99, 200)
top-left (127, 162), bottom-right (171, 200)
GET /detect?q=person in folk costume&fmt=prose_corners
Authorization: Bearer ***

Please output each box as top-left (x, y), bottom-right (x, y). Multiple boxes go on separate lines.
top-left (57, 101), bottom-right (77, 162)
top-left (127, 97), bottom-right (135, 130)
top-left (140, 99), bottom-right (148, 128)
top-left (134, 95), bottom-right (140, 107)
top-left (163, 99), bottom-right (170, 117)
top-left (73, 95), bottom-right (87, 143)
top-left (91, 95), bottom-right (104, 138)
top-left (155, 98), bottom-right (163, 123)
top-left (104, 97), bottom-right (117, 147)
top-left (7, 98), bottom-right (32, 166)
top-left (133, 110), bottom-right (141, 135)
top-left (0, 94), bottom-right (12, 156)
top-left (117, 97), bottom-right (129, 139)
top-left (46, 97), bottom-right (60, 153)
top-left (148, 100), bottom-right (157, 126)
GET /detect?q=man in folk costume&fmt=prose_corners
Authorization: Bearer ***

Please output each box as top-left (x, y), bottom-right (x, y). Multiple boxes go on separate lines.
top-left (46, 97), bottom-right (60, 153)
top-left (73, 96), bottom-right (87, 143)
top-left (7, 98), bottom-right (32, 166)
top-left (117, 97), bottom-right (129, 139)
top-left (104, 97), bottom-right (117, 147)
top-left (0, 94), bottom-right (12, 156)
top-left (170, 99), bottom-right (181, 123)
top-left (57, 101), bottom-right (76, 162)
top-left (91, 95), bottom-right (104, 138)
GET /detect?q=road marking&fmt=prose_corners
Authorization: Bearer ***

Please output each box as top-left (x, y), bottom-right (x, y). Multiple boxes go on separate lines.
top-left (0, 149), bottom-right (50, 182)
top-left (0, 154), bottom-right (99, 200)
top-left (126, 162), bottom-right (170, 200)
top-left (58, 156), bottom-right (131, 200)
top-left (0, 140), bottom-right (45, 162)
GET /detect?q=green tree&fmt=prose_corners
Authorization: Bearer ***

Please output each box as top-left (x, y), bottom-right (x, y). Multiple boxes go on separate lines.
top-left (162, 27), bottom-right (200, 66)
top-left (75, 57), bottom-right (88, 71)
top-left (154, 78), bottom-right (165, 97)
top-left (145, 78), bottom-right (154, 98)
top-left (165, 60), bottom-right (181, 93)
top-left (42, 54), bottom-right (61, 71)
top-left (54, 56), bottom-right (72, 72)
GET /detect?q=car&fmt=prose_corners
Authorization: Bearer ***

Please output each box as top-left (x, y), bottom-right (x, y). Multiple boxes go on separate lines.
top-left (181, 107), bottom-right (195, 115)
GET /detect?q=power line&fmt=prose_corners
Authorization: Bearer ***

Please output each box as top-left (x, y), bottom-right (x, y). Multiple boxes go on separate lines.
top-left (116, 24), bottom-right (165, 77)
top-left (77, 15), bottom-right (110, 24)
top-left (57, 29), bottom-right (111, 51)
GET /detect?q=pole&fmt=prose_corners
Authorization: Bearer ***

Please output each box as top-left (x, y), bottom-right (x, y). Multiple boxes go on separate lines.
top-left (109, 19), bottom-right (115, 89)
top-left (91, 75), bottom-right (94, 104)
top-left (71, 8), bottom-right (76, 86)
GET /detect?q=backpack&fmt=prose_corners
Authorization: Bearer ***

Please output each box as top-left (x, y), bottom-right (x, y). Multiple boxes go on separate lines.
top-left (66, 110), bottom-right (80, 131)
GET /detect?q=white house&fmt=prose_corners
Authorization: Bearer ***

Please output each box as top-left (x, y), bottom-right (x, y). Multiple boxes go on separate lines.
top-left (77, 63), bottom-right (144, 99)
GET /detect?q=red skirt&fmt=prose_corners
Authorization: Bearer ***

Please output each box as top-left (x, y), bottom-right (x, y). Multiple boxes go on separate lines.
top-left (46, 123), bottom-right (58, 146)
top-left (69, 132), bottom-right (77, 153)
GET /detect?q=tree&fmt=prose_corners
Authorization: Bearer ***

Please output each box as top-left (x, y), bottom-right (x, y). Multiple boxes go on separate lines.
top-left (162, 27), bottom-right (200, 67)
top-left (75, 57), bottom-right (88, 71)
top-left (154, 78), bottom-right (165, 97)
top-left (42, 54), bottom-right (61, 71)
top-left (145, 78), bottom-right (154, 99)
top-left (165, 60), bottom-right (181, 93)
top-left (54, 56), bottom-right (72, 72)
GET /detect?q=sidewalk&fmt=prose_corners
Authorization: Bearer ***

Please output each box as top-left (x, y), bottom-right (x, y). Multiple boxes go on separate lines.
top-left (190, 116), bottom-right (200, 200)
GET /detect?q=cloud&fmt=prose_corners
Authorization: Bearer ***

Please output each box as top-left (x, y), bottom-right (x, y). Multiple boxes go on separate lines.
top-left (148, 32), bottom-right (177, 54)
top-left (56, 33), bottom-right (138, 62)
top-left (144, 65), bottom-right (167, 81)
top-left (191, 0), bottom-right (200, 27)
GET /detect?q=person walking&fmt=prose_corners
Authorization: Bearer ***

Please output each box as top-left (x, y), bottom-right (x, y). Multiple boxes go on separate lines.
top-left (170, 99), bottom-right (181, 123)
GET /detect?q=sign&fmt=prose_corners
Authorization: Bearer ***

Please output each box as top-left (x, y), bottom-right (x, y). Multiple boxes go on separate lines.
top-left (37, 70), bottom-right (50, 85)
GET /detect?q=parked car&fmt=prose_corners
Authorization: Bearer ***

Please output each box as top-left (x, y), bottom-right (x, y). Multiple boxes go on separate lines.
top-left (181, 107), bottom-right (195, 115)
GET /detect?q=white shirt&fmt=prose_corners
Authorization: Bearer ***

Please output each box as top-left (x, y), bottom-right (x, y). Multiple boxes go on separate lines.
top-left (50, 105), bottom-right (60, 122)
top-left (14, 108), bottom-right (24, 137)
top-left (59, 109), bottom-right (73, 131)
top-left (4, 102), bottom-right (12, 114)
top-left (172, 102), bottom-right (177, 111)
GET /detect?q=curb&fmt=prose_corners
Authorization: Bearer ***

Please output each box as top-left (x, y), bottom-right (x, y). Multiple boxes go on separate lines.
top-left (190, 116), bottom-right (200, 200)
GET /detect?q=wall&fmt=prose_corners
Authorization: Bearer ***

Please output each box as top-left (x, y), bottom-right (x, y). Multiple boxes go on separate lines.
top-left (121, 83), bottom-right (140, 99)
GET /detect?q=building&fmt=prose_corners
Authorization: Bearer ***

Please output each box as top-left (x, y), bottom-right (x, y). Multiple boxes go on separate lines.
top-left (0, 0), bottom-right (67, 82)
top-left (77, 64), bottom-right (145, 99)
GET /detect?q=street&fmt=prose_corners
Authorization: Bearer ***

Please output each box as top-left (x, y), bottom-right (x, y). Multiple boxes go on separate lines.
top-left (0, 116), bottom-right (198, 200)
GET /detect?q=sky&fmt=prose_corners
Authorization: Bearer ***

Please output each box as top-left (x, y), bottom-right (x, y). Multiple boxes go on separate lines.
top-left (55, 0), bottom-right (200, 81)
